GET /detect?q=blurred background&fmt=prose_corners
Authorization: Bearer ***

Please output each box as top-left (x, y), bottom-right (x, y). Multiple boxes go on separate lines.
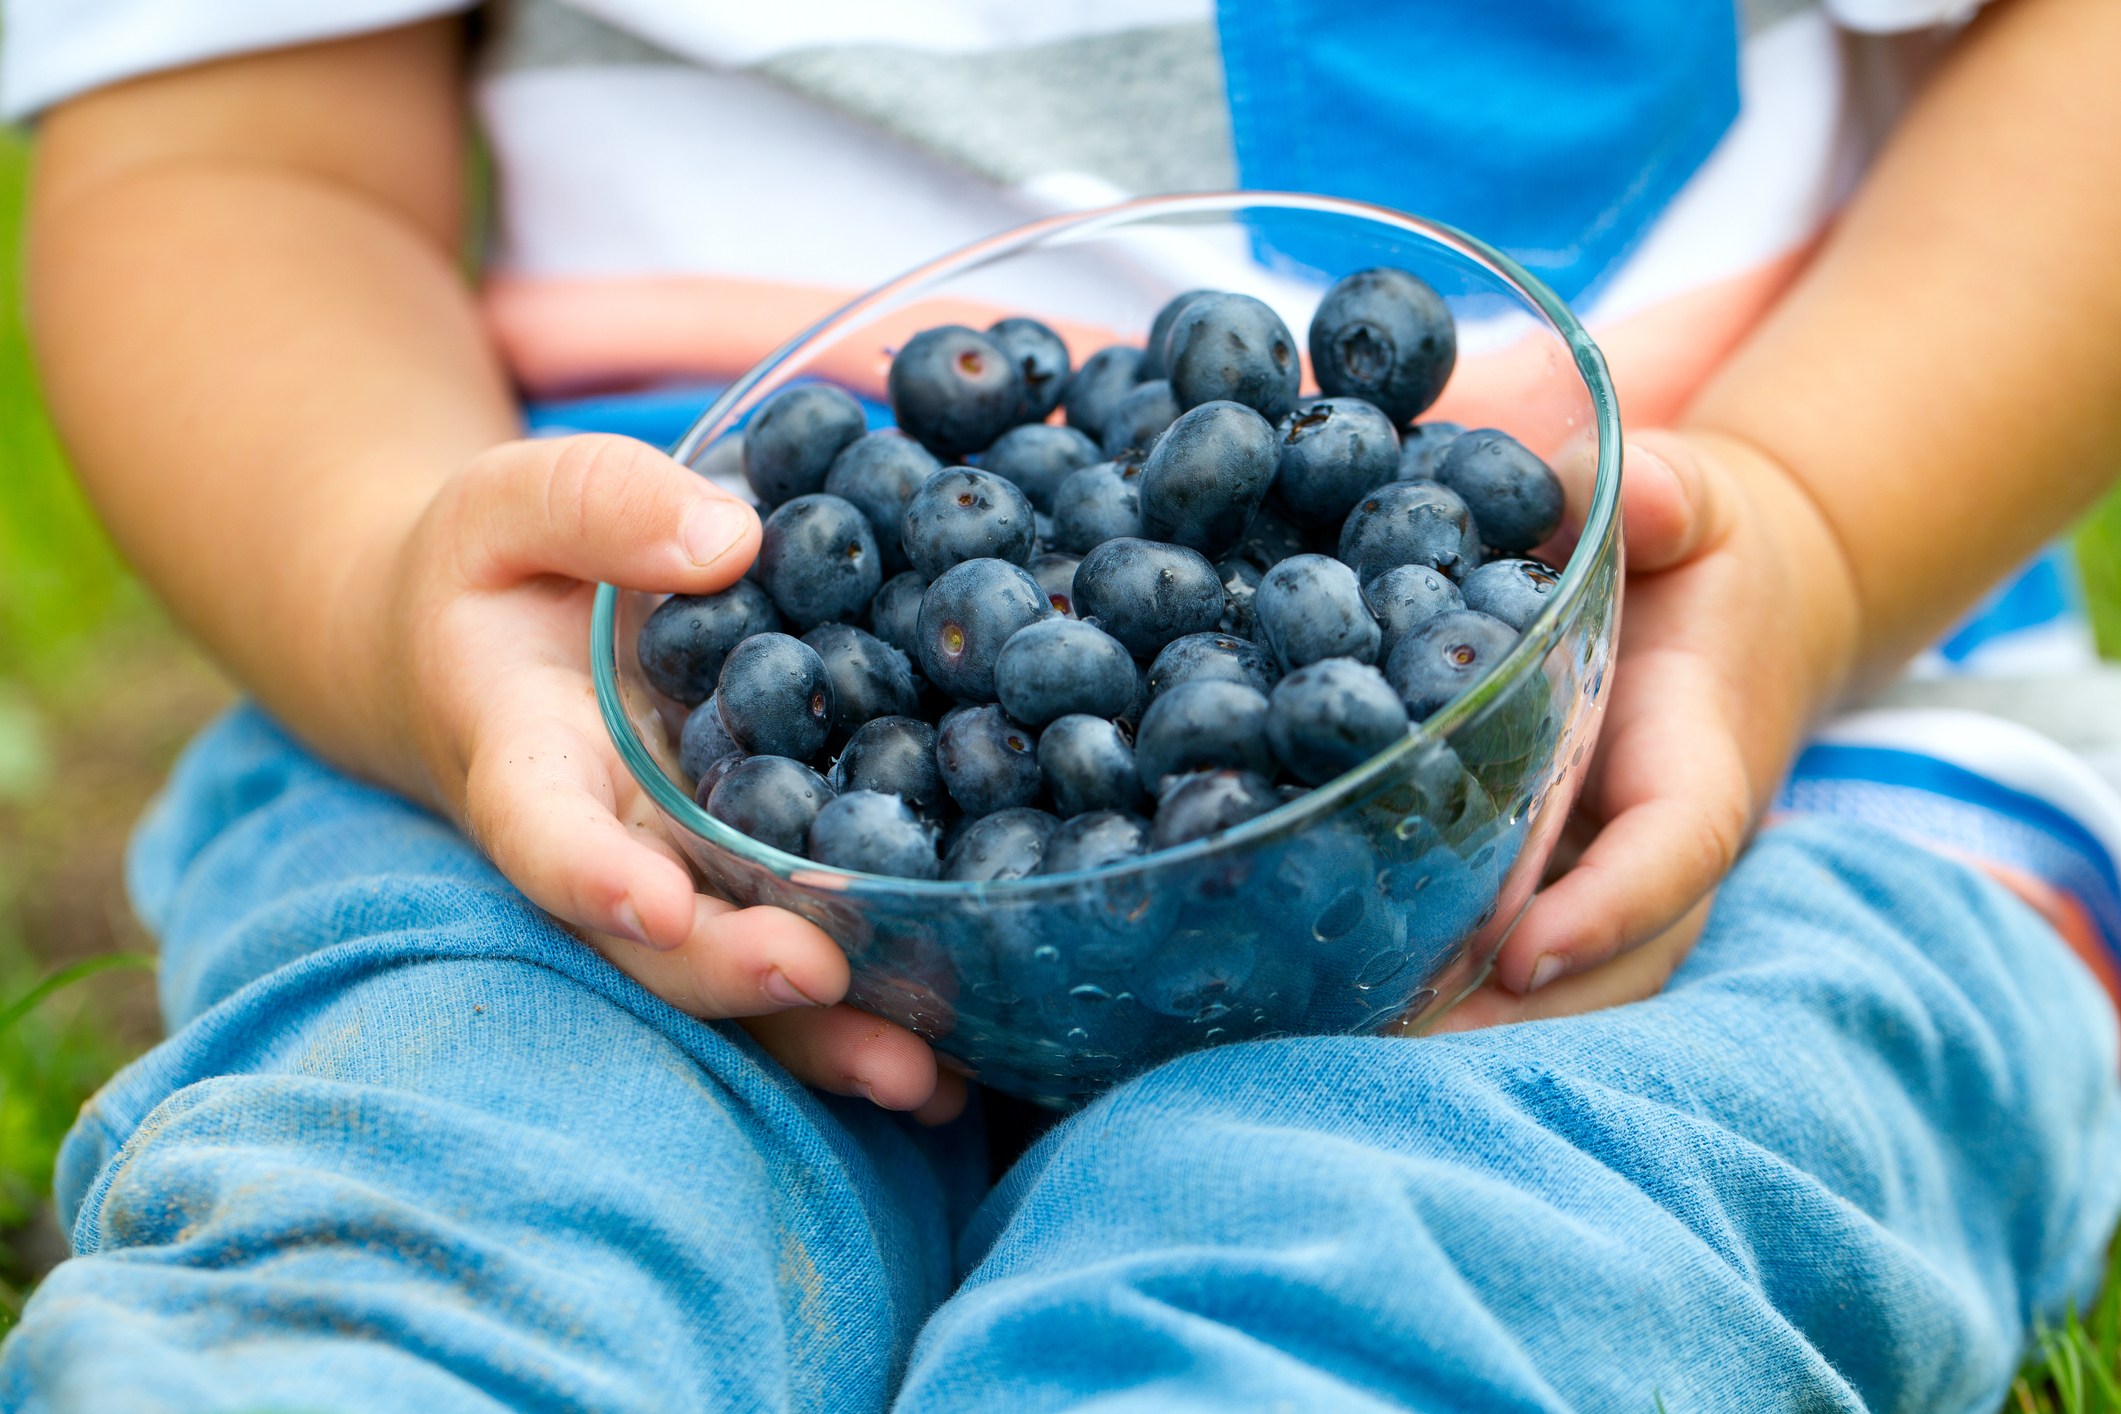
top-left (3, 109), bottom-right (2121, 1388)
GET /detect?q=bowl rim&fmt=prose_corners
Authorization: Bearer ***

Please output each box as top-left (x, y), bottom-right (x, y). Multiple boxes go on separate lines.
top-left (593, 190), bottom-right (1623, 898)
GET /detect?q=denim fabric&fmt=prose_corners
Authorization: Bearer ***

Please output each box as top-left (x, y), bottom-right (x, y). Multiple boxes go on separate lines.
top-left (4, 704), bottom-right (2118, 1413)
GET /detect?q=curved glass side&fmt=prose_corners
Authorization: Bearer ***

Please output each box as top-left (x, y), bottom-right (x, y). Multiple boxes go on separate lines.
top-left (590, 192), bottom-right (1625, 1107)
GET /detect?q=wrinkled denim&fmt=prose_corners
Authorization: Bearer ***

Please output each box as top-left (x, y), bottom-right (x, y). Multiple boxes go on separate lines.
top-left (4, 704), bottom-right (2118, 1413)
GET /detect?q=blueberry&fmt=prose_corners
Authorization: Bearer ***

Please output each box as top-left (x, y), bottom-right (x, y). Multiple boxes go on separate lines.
top-left (1216, 556), bottom-right (1262, 638)
top-left (1064, 345), bottom-right (1145, 437)
top-left (900, 467), bottom-right (1036, 581)
top-left (1265, 658), bottom-right (1410, 785)
top-left (800, 624), bottom-right (919, 739)
top-left (823, 432), bottom-right (940, 576)
top-left (1254, 554), bottom-right (1381, 672)
top-left (1272, 397), bottom-right (1401, 529)
top-left (977, 423), bottom-right (1101, 513)
top-left (1383, 609), bottom-right (1519, 719)
top-left (1036, 714), bottom-right (1146, 818)
top-left (1308, 267), bottom-right (1456, 425)
top-left (637, 580), bottom-right (782, 707)
top-left (692, 751), bottom-right (747, 807)
top-left (1133, 678), bottom-right (1273, 790)
top-left (1227, 505), bottom-right (1309, 574)
top-left (1133, 915), bottom-right (1258, 1021)
top-left (715, 632), bottom-right (835, 759)
top-left (1166, 293), bottom-right (1301, 424)
top-left (679, 693), bottom-right (743, 782)
top-left (741, 384), bottom-right (868, 505)
top-left (759, 494), bottom-right (882, 629)
top-left (1398, 421), bottom-right (1466, 481)
top-left (888, 325), bottom-right (1024, 460)
top-left (942, 807), bottom-right (1059, 881)
top-left (1461, 557), bottom-right (1561, 632)
top-left (831, 715), bottom-right (945, 819)
top-left (867, 570), bottom-right (927, 657)
top-left (1070, 537), bottom-right (1224, 658)
top-left (1145, 632), bottom-right (1281, 702)
top-left (706, 755), bottom-right (835, 856)
top-left (1149, 769), bottom-right (1281, 850)
top-left (1338, 480), bottom-right (1483, 584)
top-left (915, 558), bottom-right (1050, 702)
top-left (1366, 563), bottom-right (1466, 662)
top-left (987, 316), bottom-right (1071, 424)
top-left (807, 790), bottom-right (941, 878)
top-left (1137, 400), bottom-right (1279, 559)
top-left (992, 618), bottom-right (1137, 727)
top-left (1434, 430), bottom-right (1565, 552)
top-left (1035, 810), bottom-right (1152, 875)
top-left (936, 703), bottom-right (1042, 817)
top-left (1101, 379), bottom-right (1180, 458)
top-left (1139, 288), bottom-right (1216, 381)
top-left (1028, 551), bottom-right (1082, 618)
top-left (1031, 980), bottom-right (1165, 1059)
top-left (1051, 459), bottom-right (1143, 553)
top-left (1116, 662), bottom-right (1151, 732)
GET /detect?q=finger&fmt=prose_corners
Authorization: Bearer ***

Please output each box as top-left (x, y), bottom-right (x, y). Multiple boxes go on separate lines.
top-left (1616, 431), bottom-right (1736, 573)
top-left (742, 1005), bottom-right (945, 1114)
top-left (914, 1072), bottom-right (970, 1127)
top-left (596, 894), bottom-right (852, 1020)
top-left (1494, 642), bottom-right (1751, 991)
top-left (1427, 891), bottom-right (1711, 1032)
top-left (464, 710), bottom-right (705, 950)
top-left (1500, 788), bottom-right (1745, 993)
top-left (446, 434), bottom-right (760, 593)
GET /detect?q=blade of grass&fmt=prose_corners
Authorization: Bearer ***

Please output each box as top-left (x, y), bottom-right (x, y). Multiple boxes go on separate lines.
top-left (0, 954), bottom-right (155, 1040)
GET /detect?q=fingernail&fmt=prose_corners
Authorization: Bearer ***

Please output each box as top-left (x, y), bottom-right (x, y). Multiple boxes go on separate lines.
top-left (1528, 953), bottom-right (1566, 992)
top-left (613, 897), bottom-right (651, 946)
top-left (683, 498), bottom-right (751, 567)
top-left (851, 1080), bottom-right (878, 1105)
top-left (762, 968), bottom-right (823, 1007)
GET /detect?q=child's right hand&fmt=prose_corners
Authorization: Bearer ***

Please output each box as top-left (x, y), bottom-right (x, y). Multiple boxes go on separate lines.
top-left (375, 431), bottom-right (964, 1123)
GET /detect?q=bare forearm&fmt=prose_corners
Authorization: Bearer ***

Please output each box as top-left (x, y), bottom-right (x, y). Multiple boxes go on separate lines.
top-left (1685, 0), bottom-right (2121, 684)
top-left (26, 24), bottom-right (515, 802)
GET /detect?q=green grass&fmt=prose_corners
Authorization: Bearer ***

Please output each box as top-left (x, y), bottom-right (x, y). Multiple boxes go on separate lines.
top-left (2012, 1238), bottom-right (2121, 1413)
top-left (0, 950), bottom-right (151, 1328)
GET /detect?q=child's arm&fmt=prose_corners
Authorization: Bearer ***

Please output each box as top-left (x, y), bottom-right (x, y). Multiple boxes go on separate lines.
top-left (26, 22), bottom-right (960, 1119)
top-left (1455, 0), bottom-right (2121, 1023)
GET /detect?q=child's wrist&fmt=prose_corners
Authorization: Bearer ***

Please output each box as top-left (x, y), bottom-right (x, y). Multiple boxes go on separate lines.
top-left (1664, 426), bottom-right (1865, 720)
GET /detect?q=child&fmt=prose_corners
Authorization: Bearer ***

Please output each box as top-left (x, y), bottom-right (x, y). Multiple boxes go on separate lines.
top-left (5, 0), bottom-right (2121, 1407)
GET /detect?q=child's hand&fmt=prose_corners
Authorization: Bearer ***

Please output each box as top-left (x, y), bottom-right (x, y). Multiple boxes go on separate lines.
top-left (380, 432), bottom-right (963, 1122)
top-left (1435, 429), bottom-right (1860, 1029)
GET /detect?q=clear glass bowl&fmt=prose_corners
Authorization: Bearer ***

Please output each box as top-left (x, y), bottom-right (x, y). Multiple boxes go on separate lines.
top-left (592, 193), bottom-right (1623, 1108)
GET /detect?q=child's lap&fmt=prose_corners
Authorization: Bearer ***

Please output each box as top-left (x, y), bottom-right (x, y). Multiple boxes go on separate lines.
top-left (7, 702), bottom-right (2118, 1412)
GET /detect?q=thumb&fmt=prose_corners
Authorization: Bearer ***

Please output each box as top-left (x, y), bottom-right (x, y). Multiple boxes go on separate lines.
top-left (445, 434), bottom-right (761, 592)
top-left (1618, 430), bottom-right (1734, 574)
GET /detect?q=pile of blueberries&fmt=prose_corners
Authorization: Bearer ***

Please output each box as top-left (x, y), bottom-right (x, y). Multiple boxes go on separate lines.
top-left (637, 267), bottom-right (1566, 882)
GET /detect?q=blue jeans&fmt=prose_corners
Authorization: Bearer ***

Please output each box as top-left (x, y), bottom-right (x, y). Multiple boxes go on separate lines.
top-left (4, 705), bottom-right (2119, 1413)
